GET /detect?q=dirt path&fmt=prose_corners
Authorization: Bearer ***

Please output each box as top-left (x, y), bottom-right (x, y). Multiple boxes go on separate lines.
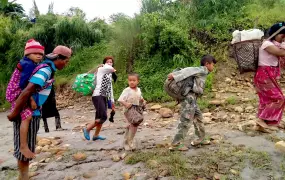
top-left (1, 62), bottom-right (285, 179)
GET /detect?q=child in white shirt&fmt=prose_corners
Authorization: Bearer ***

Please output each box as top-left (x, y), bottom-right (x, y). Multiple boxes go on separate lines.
top-left (118, 73), bottom-right (146, 150)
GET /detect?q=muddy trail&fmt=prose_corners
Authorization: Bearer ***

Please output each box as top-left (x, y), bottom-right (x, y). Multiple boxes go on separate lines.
top-left (1, 61), bottom-right (285, 180)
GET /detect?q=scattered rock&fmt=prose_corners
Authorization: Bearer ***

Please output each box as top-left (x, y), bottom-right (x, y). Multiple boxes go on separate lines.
top-left (217, 111), bottom-right (227, 120)
top-left (245, 106), bottom-right (254, 112)
top-left (275, 141), bottom-right (285, 152)
top-left (36, 136), bottom-right (43, 143)
top-left (29, 172), bottom-right (40, 178)
top-left (203, 112), bottom-right (212, 117)
top-left (48, 136), bottom-right (61, 140)
top-left (56, 156), bottom-right (63, 162)
top-left (64, 176), bottom-right (75, 180)
top-left (63, 144), bottom-right (71, 148)
top-left (238, 120), bottom-right (256, 132)
top-left (147, 160), bottom-right (159, 168)
top-left (112, 154), bottom-right (121, 162)
top-left (35, 146), bottom-right (42, 154)
top-left (122, 172), bottom-right (131, 180)
top-left (249, 115), bottom-right (256, 120)
top-left (73, 152), bottom-right (87, 161)
top-left (159, 170), bottom-right (169, 177)
top-left (212, 140), bottom-right (221, 144)
top-left (225, 77), bottom-right (232, 83)
top-left (51, 139), bottom-right (62, 146)
top-left (159, 108), bottom-right (173, 118)
top-left (45, 158), bottom-right (51, 163)
top-left (213, 172), bottom-right (221, 179)
top-left (151, 104), bottom-right (162, 110)
top-left (230, 169), bottom-right (239, 175)
top-left (204, 117), bottom-right (212, 124)
top-left (246, 131), bottom-right (256, 137)
top-left (38, 139), bottom-right (52, 147)
top-left (42, 145), bottom-right (50, 152)
top-left (234, 106), bottom-right (243, 113)
top-left (247, 82), bottom-right (254, 88)
top-left (50, 148), bottom-right (66, 155)
top-left (209, 100), bottom-right (225, 105)
top-left (39, 158), bottom-right (46, 163)
top-left (210, 135), bottom-right (223, 141)
top-left (82, 172), bottom-right (96, 179)
top-left (117, 131), bottom-right (125, 135)
top-left (222, 114), bottom-right (228, 121)
top-left (120, 153), bottom-right (127, 160)
top-left (29, 162), bottom-right (39, 171)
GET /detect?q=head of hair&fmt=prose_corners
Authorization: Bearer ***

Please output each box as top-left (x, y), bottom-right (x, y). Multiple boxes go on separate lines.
top-left (103, 56), bottom-right (114, 65)
top-left (269, 22), bottom-right (285, 40)
top-left (128, 72), bottom-right (140, 80)
top-left (200, 55), bottom-right (217, 66)
top-left (102, 56), bottom-right (117, 82)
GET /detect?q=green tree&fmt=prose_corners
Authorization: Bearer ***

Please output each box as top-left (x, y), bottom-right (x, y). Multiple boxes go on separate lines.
top-left (47, 2), bottom-right (54, 14)
top-left (29, 0), bottom-right (40, 18)
top-left (0, 0), bottom-right (24, 17)
top-left (66, 7), bottom-right (86, 19)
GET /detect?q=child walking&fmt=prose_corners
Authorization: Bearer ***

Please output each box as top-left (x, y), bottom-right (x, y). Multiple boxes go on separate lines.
top-left (6, 39), bottom-right (45, 158)
top-left (83, 56), bottom-right (117, 141)
top-left (118, 73), bottom-right (146, 150)
top-left (168, 55), bottom-right (216, 151)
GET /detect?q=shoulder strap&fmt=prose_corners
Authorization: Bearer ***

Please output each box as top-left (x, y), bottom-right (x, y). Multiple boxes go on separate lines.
top-left (43, 62), bottom-right (55, 79)
top-left (31, 63), bottom-right (55, 80)
top-left (266, 26), bottom-right (285, 41)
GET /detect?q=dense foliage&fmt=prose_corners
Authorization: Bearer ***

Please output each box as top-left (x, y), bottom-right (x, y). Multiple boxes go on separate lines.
top-left (1, 0), bottom-right (285, 108)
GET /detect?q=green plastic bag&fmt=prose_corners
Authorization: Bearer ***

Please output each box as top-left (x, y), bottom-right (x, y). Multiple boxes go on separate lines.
top-left (72, 73), bottom-right (96, 96)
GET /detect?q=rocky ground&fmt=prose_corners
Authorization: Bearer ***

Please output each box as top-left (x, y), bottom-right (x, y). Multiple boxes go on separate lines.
top-left (1, 60), bottom-right (285, 180)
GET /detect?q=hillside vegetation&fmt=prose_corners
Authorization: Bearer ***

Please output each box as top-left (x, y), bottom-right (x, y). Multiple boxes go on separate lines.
top-left (1, 0), bottom-right (285, 109)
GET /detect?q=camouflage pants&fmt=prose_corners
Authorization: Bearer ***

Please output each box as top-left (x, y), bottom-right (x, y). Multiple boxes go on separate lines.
top-left (172, 94), bottom-right (205, 144)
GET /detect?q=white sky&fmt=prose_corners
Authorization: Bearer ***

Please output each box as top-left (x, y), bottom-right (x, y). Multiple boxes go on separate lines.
top-left (15, 0), bottom-right (142, 20)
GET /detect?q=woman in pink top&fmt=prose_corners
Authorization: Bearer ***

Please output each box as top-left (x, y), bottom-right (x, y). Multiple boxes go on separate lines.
top-left (254, 22), bottom-right (285, 132)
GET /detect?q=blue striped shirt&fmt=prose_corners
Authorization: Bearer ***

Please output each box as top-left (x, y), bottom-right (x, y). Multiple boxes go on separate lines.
top-left (29, 60), bottom-right (56, 116)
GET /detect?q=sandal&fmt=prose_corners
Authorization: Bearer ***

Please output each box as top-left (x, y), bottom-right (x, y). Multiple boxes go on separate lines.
top-left (83, 128), bottom-right (90, 140)
top-left (191, 139), bottom-right (211, 146)
top-left (169, 144), bottom-right (188, 151)
top-left (254, 124), bottom-right (272, 133)
top-left (256, 119), bottom-right (269, 128)
top-left (92, 136), bottom-right (106, 141)
top-left (55, 128), bottom-right (67, 131)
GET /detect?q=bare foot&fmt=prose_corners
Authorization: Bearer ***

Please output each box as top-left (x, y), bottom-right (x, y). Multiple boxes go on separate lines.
top-left (256, 119), bottom-right (269, 128)
top-left (254, 124), bottom-right (271, 133)
top-left (20, 147), bottom-right (35, 159)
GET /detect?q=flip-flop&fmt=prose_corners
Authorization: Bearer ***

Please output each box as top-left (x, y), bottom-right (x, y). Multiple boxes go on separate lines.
top-left (55, 128), bottom-right (67, 131)
top-left (92, 136), bottom-right (106, 141)
top-left (254, 124), bottom-right (271, 133)
top-left (191, 139), bottom-right (211, 146)
top-left (83, 128), bottom-right (90, 140)
top-left (256, 119), bottom-right (268, 128)
top-left (169, 144), bottom-right (188, 151)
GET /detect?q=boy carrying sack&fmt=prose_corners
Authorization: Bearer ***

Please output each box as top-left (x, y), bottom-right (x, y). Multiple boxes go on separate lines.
top-left (118, 73), bottom-right (146, 151)
top-left (165, 55), bottom-right (216, 151)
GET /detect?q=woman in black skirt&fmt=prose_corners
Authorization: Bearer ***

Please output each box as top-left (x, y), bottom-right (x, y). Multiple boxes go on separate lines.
top-left (41, 85), bottom-right (64, 132)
